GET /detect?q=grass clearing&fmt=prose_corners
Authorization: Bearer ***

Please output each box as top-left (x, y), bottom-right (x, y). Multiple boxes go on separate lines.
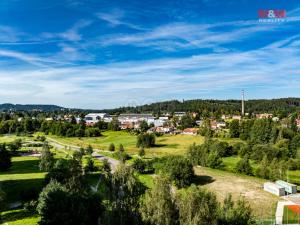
top-left (194, 166), bottom-right (279, 220)
top-left (48, 131), bottom-right (205, 157)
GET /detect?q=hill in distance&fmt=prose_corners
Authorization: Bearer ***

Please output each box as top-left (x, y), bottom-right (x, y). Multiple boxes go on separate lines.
top-left (0, 103), bottom-right (64, 112)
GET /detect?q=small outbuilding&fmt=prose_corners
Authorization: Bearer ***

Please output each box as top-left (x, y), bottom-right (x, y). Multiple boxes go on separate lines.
top-left (275, 180), bottom-right (297, 194)
top-left (263, 182), bottom-right (285, 196)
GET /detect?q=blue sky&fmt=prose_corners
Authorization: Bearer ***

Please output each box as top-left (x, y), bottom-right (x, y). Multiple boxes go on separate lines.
top-left (0, 0), bottom-right (300, 109)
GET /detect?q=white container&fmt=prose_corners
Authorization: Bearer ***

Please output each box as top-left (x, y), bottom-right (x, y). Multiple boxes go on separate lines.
top-left (264, 182), bottom-right (285, 196)
top-left (275, 180), bottom-right (297, 194)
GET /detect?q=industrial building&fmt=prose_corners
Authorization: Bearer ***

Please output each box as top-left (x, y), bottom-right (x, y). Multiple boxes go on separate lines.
top-left (264, 180), bottom-right (298, 196)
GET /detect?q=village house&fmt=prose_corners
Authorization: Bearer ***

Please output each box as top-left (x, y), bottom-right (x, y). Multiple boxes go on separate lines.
top-left (182, 128), bottom-right (199, 135)
top-left (256, 113), bottom-right (273, 119)
top-left (196, 120), bottom-right (203, 126)
top-left (232, 115), bottom-right (242, 120)
top-left (296, 117), bottom-right (300, 129)
top-left (118, 114), bottom-right (155, 129)
top-left (210, 120), bottom-right (217, 130)
top-left (148, 126), bottom-right (175, 134)
top-left (174, 112), bottom-right (186, 118)
top-left (221, 114), bottom-right (231, 120)
top-left (216, 121), bottom-right (226, 129)
top-left (154, 116), bottom-right (169, 127)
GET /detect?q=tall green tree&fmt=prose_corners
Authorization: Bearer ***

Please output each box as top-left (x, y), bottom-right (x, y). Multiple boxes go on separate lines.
top-left (160, 156), bottom-right (194, 188)
top-left (39, 142), bottom-right (54, 172)
top-left (235, 155), bottom-right (253, 176)
top-left (177, 185), bottom-right (219, 225)
top-left (140, 177), bottom-right (178, 225)
top-left (218, 194), bottom-right (255, 225)
top-left (229, 119), bottom-right (240, 138)
top-left (37, 180), bottom-right (103, 225)
top-left (107, 164), bottom-right (145, 225)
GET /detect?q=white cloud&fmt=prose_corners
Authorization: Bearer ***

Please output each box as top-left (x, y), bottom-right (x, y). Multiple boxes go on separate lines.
top-left (1, 34), bottom-right (300, 108)
top-left (96, 9), bottom-right (144, 30)
top-left (41, 20), bottom-right (92, 42)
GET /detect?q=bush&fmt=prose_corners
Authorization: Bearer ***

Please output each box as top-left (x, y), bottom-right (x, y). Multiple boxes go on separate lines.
top-left (113, 151), bottom-right (130, 162)
top-left (159, 156), bottom-right (194, 188)
top-left (119, 144), bottom-right (125, 152)
top-left (84, 157), bottom-right (97, 173)
top-left (24, 200), bottom-right (38, 212)
top-left (85, 145), bottom-right (93, 155)
top-left (136, 133), bottom-right (156, 148)
top-left (235, 155), bottom-right (253, 175)
top-left (132, 158), bottom-right (146, 173)
top-left (138, 147), bottom-right (145, 157)
top-left (109, 143), bottom-right (115, 152)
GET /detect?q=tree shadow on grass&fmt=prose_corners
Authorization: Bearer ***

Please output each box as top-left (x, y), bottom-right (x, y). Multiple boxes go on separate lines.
top-left (1, 178), bottom-right (45, 203)
top-left (192, 175), bottom-right (215, 186)
top-left (1, 209), bottom-right (38, 223)
top-left (154, 144), bottom-right (179, 148)
top-left (2, 159), bottom-right (40, 174)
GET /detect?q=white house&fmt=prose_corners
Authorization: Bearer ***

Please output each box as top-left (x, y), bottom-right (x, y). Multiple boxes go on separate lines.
top-left (118, 114), bottom-right (155, 125)
top-left (174, 112), bottom-right (186, 117)
top-left (216, 121), bottom-right (226, 129)
top-left (84, 113), bottom-right (111, 125)
top-left (154, 117), bottom-right (169, 127)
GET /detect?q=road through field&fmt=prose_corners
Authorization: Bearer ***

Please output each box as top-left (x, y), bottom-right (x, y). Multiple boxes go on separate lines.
top-left (46, 137), bottom-right (120, 172)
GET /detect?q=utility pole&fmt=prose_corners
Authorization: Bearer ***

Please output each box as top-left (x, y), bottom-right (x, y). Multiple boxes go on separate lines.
top-left (241, 90), bottom-right (245, 116)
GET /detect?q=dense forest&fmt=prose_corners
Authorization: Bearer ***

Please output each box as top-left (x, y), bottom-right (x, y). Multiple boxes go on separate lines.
top-left (99, 98), bottom-right (300, 116)
top-left (2, 98), bottom-right (300, 116)
top-left (0, 104), bottom-right (64, 112)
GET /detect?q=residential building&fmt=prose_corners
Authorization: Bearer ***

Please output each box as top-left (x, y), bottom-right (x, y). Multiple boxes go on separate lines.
top-left (232, 115), bottom-right (242, 120)
top-left (216, 121), bottom-right (226, 129)
top-left (182, 128), bottom-right (199, 135)
top-left (118, 114), bottom-right (155, 125)
top-left (256, 113), bottom-right (273, 119)
top-left (174, 112), bottom-right (186, 117)
top-left (154, 116), bottom-right (169, 127)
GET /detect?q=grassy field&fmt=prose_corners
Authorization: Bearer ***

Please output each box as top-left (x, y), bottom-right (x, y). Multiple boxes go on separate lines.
top-left (194, 166), bottom-right (279, 220)
top-left (282, 206), bottom-right (300, 224)
top-left (48, 131), bottom-right (205, 156)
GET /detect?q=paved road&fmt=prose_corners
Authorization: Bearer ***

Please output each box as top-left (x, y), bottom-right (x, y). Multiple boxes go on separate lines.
top-left (46, 137), bottom-right (120, 172)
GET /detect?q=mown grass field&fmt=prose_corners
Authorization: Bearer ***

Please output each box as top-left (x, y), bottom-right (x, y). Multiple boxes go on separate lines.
top-left (48, 131), bottom-right (205, 156)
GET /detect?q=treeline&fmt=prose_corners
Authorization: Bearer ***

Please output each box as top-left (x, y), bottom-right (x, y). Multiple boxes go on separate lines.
top-left (189, 118), bottom-right (300, 181)
top-left (102, 98), bottom-right (300, 116)
top-left (0, 118), bottom-right (102, 137)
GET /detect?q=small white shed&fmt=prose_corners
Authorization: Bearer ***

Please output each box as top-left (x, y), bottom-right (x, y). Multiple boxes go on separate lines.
top-left (264, 182), bottom-right (285, 196)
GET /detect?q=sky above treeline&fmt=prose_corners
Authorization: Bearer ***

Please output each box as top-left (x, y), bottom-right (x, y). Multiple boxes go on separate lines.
top-left (0, 0), bottom-right (300, 109)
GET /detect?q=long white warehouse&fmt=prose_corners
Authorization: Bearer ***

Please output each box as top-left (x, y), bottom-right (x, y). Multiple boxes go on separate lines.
top-left (275, 180), bottom-right (297, 194)
top-left (264, 182), bottom-right (285, 196)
